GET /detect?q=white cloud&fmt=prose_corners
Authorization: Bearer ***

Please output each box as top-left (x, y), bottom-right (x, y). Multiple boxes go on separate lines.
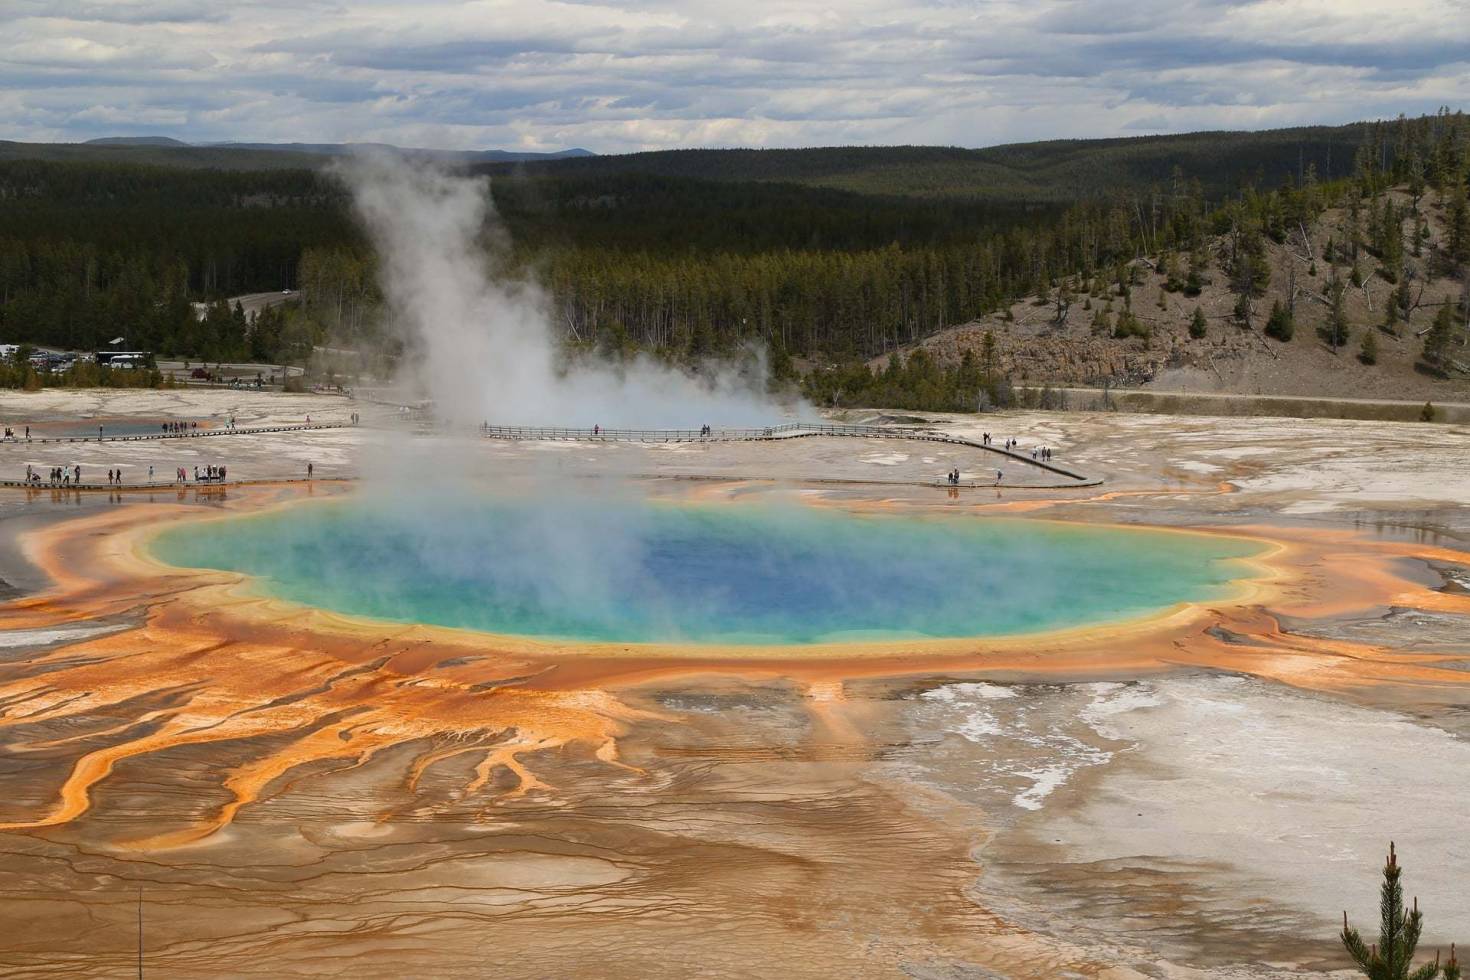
top-left (0, 0), bottom-right (1465, 151)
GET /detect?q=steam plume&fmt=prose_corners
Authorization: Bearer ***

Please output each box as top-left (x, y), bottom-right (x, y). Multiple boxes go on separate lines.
top-left (338, 152), bottom-right (799, 428)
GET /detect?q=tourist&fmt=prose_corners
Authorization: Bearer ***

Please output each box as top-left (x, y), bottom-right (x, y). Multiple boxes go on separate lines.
top-left (148, 465), bottom-right (154, 481)
top-left (995, 469), bottom-right (1002, 485)
top-left (73, 464), bottom-right (80, 483)
top-left (24, 425), bottom-right (29, 441)
top-left (307, 462), bottom-right (314, 479)
top-left (220, 465), bottom-right (226, 482)
top-left (194, 466), bottom-right (199, 482)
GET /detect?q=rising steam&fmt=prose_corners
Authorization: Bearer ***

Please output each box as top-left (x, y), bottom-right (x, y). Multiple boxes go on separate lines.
top-left (337, 152), bottom-right (798, 428)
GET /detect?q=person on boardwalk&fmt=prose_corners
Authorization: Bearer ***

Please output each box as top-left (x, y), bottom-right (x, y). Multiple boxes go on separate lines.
top-left (995, 469), bottom-right (1003, 486)
top-left (307, 462), bottom-right (314, 479)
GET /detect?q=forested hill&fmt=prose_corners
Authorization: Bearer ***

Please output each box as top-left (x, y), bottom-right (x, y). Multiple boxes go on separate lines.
top-left (0, 112), bottom-right (1465, 388)
top-left (479, 125), bottom-right (1372, 201)
top-left (0, 140), bottom-right (333, 171)
top-left (0, 119), bottom-right (1387, 200)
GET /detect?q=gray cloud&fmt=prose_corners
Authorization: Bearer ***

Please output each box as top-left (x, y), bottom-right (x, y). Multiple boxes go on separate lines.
top-left (0, 0), bottom-right (1465, 151)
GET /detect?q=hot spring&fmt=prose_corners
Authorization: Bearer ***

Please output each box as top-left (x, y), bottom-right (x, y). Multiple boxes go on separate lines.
top-left (150, 495), bottom-right (1263, 646)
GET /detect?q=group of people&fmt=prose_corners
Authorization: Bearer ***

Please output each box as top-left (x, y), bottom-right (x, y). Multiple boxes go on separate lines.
top-left (978, 432), bottom-right (1055, 462)
top-left (28, 464), bottom-right (81, 486)
top-left (699, 424), bottom-right (713, 436)
top-left (21, 462), bottom-right (238, 486)
top-left (2, 426), bottom-right (28, 441)
top-left (947, 466), bottom-right (1009, 486)
top-left (980, 432), bottom-right (1022, 450)
top-left (161, 421), bottom-right (199, 434)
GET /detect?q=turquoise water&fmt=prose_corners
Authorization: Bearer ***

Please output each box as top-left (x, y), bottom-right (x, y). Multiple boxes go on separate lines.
top-left (150, 495), bottom-right (1261, 645)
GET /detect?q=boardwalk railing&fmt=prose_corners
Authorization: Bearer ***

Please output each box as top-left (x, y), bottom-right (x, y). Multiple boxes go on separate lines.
top-left (477, 422), bottom-right (904, 442)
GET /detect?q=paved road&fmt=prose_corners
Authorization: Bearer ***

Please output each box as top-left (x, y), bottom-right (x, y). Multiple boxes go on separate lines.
top-left (190, 290), bottom-right (300, 319)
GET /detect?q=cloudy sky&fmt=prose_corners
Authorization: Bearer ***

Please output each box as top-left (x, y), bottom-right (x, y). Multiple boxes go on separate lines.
top-left (1, 0), bottom-right (1467, 153)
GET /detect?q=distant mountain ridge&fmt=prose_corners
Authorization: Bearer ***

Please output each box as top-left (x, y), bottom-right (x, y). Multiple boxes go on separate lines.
top-left (85, 136), bottom-right (191, 147)
top-left (205, 141), bottom-right (594, 162)
top-left (5, 114), bottom-right (1459, 203)
top-left (57, 136), bottom-right (594, 164)
top-left (478, 124), bottom-right (1376, 200)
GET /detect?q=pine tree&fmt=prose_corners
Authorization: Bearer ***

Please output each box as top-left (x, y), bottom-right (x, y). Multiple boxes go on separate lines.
top-left (1325, 270), bottom-right (1351, 352)
top-left (1265, 299), bottom-right (1294, 341)
top-left (1359, 329), bottom-right (1378, 365)
top-left (1380, 206), bottom-right (1404, 282)
top-left (1341, 843), bottom-right (1445, 979)
top-left (1189, 307), bottom-right (1208, 339)
top-left (1423, 305), bottom-right (1456, 368)
top-left (1450, 182), bottom-right (1470, 266)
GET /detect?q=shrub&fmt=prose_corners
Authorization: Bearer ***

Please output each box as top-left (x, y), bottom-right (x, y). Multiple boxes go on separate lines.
top-left (1189, 307), bottom-right (1208, 339)
top-left (1359, 330), bottom-right (1378, 365)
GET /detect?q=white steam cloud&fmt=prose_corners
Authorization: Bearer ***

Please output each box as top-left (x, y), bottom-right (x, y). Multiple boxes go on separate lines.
top-left (338, 152), bottom-right (801, 428)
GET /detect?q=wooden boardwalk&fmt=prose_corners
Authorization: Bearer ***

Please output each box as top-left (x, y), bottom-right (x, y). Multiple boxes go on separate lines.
top-left (9, 422), bottom-right (347, 446)
top-left (479, 422), bottom-right (1100, 485)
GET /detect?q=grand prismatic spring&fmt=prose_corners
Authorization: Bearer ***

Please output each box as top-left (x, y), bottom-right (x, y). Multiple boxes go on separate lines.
top-left (150, 496), bottom-right (1262, 645)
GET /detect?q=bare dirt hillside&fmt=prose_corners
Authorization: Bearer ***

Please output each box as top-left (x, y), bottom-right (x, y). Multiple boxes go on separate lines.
top-left (873, 187), bottom-right (1470, 402)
